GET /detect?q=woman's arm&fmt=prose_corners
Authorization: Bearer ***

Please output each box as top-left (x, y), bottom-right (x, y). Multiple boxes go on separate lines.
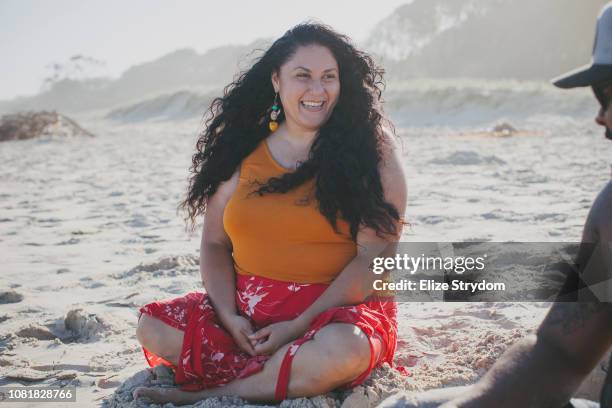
top-left (200, 168), bottom-right (258, 356)
top-left (292, 127), bottom-right (408, 333)
top-left (200, 169), bottom-right (241, 326)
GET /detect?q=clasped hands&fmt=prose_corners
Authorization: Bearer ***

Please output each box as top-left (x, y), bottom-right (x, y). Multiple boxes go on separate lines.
top-left (222, 314), bottom-right (306, 357)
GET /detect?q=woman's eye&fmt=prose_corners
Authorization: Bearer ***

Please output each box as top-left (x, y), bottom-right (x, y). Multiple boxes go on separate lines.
top-left (295, 73), bottom-right (336, 80)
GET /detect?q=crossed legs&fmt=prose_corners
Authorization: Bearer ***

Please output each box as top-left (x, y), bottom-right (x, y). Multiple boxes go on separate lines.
top-left (135, 314), bottom-right (381, 405)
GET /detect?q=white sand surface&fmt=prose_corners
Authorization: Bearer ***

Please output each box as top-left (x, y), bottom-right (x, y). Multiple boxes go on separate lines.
top-left (0, 107), bottom-right (610, 407)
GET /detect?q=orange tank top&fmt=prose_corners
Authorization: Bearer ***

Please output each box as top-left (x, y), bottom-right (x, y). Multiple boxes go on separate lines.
top-left (223, 138), bottom-right (357, 284)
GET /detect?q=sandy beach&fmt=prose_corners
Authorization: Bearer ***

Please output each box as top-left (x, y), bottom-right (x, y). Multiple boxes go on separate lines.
top-left (1, 91), bottom-right (611, 407)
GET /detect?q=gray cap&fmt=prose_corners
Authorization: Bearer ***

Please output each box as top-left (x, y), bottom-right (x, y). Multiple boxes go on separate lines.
top-left (552, 2), bottom-right (612, 88)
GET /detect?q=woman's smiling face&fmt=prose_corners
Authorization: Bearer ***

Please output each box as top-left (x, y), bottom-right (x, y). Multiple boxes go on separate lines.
top-left (271, 44), bottom-right (340, 132)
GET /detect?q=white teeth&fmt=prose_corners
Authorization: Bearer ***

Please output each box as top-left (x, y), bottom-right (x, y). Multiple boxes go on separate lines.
top-left (302, 101), bottom-right (324, 107)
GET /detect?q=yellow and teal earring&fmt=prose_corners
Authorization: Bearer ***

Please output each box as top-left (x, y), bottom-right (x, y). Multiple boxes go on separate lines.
top-left (269, 92), bottom-right (281, 132)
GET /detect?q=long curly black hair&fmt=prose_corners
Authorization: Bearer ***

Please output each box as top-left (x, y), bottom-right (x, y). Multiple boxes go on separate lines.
top-left (179, 21), bottom-right (404, 241)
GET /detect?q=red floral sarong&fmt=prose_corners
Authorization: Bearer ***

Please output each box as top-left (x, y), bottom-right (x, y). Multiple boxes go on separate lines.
top-left (138, 274), bottom-right (406, 399)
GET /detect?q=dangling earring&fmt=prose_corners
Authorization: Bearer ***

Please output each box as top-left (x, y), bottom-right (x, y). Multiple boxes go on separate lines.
top-left (269, 92), bottom-right (281, 132)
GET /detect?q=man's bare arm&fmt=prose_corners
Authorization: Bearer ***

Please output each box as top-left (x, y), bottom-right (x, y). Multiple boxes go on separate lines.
top-left (439, 302), bottom-right (611, 408)
top-left (443, 183), bottom-right (612, 407)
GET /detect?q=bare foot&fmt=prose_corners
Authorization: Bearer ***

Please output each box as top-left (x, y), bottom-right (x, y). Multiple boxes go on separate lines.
top-left (132, 386), bottom-right (201, 406)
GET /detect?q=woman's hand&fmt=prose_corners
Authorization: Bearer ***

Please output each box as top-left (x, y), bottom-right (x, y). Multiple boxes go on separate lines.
top-left (221, 314), bottom-right (257, 357)
top-left (247, 320), bottom-right (304, 356)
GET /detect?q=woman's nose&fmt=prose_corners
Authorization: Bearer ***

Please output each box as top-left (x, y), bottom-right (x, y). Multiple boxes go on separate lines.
top-left (309, 80), bottom-right (325, 94)
top-left (595, 108), bottom-right (606, 126)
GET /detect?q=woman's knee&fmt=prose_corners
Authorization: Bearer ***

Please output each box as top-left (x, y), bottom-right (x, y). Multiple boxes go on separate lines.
top-left (136, 314), bottom-right (183, 363)
top-left (314, 323), bottom-right (372, 381)
top-left (136, 314), bottom-right (158, 346)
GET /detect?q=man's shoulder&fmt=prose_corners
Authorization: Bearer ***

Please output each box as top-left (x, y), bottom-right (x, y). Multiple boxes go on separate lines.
top-left (577, 180), bottom-right (612, 303)
top-left (594, 180), bottom-right (612, 206)
top-left (589, 180), bottom-right (612, 234)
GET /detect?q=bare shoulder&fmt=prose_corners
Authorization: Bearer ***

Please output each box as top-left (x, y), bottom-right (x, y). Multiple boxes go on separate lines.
top-left (202, 168), bottom-right (240, 246)
top-left (581, 180), bottom-right (612, 281)
top-left (378, 125), bottom-right (405, 178)
top-left (378, 124), bottom-right (402, 159)
top-left (213, 168), bottom-right (240, 203)
top-left (589, 180), bottom-right (612, 233)
top-left (378, 124), bottom-right (407, 215)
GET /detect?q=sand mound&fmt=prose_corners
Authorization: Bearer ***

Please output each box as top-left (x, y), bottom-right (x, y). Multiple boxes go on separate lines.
top-left (491, 122), bottom-right (518, 136)
top-left (15, 324), bottom-right (57, 341)
top-left (64, 309), bottom-right (109, 341)
top-left (104, 363), bottom-right (410, 408)
top-left (0, 111), bottom-right (94, 142)
top-left (428, 151), bottom-right (507, 166)
top-left (0, 290), bottom-right (24, 304)
top-left (4, 368), bottom-right (56, 382)
top-left (114, 255), bottom-right (199, 281)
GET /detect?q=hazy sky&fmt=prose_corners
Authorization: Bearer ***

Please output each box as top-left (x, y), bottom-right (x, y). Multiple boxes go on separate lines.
top-left (0, 0), bottom-right (409, 101)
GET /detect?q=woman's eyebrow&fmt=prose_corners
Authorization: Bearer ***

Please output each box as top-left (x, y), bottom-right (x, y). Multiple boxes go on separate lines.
top-left (292, 66), bottom-right (338, 73)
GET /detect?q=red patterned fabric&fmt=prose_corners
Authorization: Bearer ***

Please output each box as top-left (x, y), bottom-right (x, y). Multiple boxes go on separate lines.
top-left (138, 274), bottom-right (407, 394)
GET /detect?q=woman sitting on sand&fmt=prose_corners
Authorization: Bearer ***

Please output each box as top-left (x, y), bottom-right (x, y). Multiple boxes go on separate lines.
top-left (133, 22), bottom-right (408, 405)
